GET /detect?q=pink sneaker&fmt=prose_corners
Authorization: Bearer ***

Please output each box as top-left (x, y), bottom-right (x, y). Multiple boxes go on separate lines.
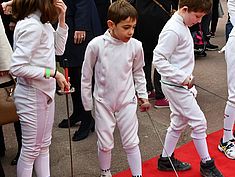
top-left (154, 98), bottom-right (169, 108)
top-left (148, 90), bottom-right (156, 100)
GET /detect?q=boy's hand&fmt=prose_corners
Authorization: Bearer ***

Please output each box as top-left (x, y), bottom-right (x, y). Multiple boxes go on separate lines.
top-left (138, 98), bottom-right (151, 112)
top-left (182, 75), bottom-right (195, 89)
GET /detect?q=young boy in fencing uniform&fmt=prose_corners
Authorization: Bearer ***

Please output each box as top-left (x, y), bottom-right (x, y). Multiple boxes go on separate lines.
top-left (153, 0), bottom-right (223, 176)
top-left (81, 1), bottom-right (151, 177)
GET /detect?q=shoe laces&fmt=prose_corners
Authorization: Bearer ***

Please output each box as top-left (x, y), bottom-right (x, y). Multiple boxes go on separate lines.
top-left (170, 156), bottom-right (183, 166)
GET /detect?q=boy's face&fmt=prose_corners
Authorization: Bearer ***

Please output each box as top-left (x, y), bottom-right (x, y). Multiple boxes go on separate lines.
top-left (181, 7), bottom-right (206, 27)
top-left (108, 17), bottom-right (136, 43)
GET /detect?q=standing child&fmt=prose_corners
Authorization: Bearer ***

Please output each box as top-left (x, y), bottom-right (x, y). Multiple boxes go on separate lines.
top-left (6, 0), bottom-right (69, 176)
top-left (152, 0), bottom-right (223, 176)
top-left (81, 1), bottom-right (151, 177)
top-left (217, 0), bottom-right (235, 160)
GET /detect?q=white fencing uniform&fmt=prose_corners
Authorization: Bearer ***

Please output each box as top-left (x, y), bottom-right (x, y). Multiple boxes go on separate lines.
top-left (10, 11), bottom-right (68, 177)
top-left (153, 12), bottom-right (207, 140)
top-left (81, 30), bottom-right (147, 175)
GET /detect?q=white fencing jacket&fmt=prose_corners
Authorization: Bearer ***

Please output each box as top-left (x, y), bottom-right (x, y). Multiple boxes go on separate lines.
top-left (152, 12), bottom-right (194, 85)
top-left (10, 11), bottom-right (68, 99)
top-left (81, 30), bottom-right (148, 111)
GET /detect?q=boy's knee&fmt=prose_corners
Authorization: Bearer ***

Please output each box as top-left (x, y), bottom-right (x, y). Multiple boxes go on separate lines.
top-left (98, 141), bottom-right (114, 152)
top-left (167, 127), bottom-right (184, 138)
top-left (191, 120), bottom-right (207, 139)
top-left (123, 145), bottom-right (139, 155)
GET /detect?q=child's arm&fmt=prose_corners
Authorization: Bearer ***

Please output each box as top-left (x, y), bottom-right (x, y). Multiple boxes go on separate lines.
top-left (54, 0), bottom-right (68, 56)
top-left (132, 42), bottom-right (151, 111)
top-left (152, 30), bottom-right (188, 85)
top-left (132, 42), bottom-right (148, 100)
top-left (81, 42), bottom-right (97, 111)
top-left (54, 0), bottom-right (67, 29)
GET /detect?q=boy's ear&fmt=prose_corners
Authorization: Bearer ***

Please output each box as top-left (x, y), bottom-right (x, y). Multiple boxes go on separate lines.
top-left (181, 6), bottom-right (189, 12)
top-left (107, 20), bottom-right (115, 29)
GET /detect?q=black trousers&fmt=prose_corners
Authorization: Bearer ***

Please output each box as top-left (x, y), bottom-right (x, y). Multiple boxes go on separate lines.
top-left (68, 67), bottom-right (93, 126)
top-left (211, 0), bottom-right (219, 33)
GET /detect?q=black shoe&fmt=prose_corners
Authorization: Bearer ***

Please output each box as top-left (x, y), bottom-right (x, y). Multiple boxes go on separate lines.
top-left (200, 159), bottom-right (223, 177)
top-left (58, 115), bottom-right (80, 128)
top-left (195, 49), bottom-right (207, 57)
top-left (206, 43), bottom-right (219, 51)
top-left (72, 118), bottom-right (95, 141)
top-left (158, 153), bottom-right (191, 171)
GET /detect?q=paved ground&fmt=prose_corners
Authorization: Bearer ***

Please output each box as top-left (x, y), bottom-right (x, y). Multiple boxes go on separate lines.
top-left (1, 0), bottom-right (229, 176)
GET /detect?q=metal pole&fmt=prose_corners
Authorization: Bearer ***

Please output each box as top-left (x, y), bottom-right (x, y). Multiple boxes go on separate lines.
top-left (145, 111), bottom-right (179, 177)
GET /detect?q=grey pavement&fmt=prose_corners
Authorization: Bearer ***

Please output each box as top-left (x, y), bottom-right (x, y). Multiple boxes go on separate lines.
top-left (1, 0), bottom-right (229, 176)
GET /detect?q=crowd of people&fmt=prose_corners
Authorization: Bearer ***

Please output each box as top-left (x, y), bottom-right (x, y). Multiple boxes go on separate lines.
top-left (0, 0), bottom-right (234, 177)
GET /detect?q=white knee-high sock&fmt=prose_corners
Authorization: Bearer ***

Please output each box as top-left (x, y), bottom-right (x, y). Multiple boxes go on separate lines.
top-left (223, 104), bottom-right (235, 142)
top-left (193, 138), bottom-right (211, 163)
top-left (98, 148), bottom-right (112, 171)
top-left (17, 157), bottom-right (33, 177)
top-left (125, 146), bottom-right (142, 176)
top-left (162, 131), bottom-right (180, 157)
top-left (34, 148), bottom-right (50, 177)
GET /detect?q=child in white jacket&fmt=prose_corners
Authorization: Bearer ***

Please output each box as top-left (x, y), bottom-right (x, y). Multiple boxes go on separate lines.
top-left (6, 0), bottom-right (70, 176)
top-left (81, 1), bottom-right (150, 177)
top-left (153, 0), bottom-right (223, 176)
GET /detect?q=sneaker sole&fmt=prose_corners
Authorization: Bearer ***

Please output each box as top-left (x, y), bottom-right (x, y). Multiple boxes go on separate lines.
top-left (154, 105), bottom-right (169, 109)
top-left (158, 164), bottom-right (191, 171)
top-left (218, 144), bottom-right (235, 160)
top-left (206, 48), bottom-right (219, 51)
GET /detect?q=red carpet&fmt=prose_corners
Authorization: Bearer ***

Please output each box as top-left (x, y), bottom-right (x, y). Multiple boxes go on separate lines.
top-left (113, 129), bottom-right (234, 177)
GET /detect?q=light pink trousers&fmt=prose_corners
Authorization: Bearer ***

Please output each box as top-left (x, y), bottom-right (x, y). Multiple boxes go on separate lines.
top-left (14, 84), bottom-right (54, 177)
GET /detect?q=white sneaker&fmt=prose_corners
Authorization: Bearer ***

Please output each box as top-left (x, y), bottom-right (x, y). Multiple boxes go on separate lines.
top-left (100, 170), bottom-right (112, 177)
top-left (218, 138), bottom-right (235, 159)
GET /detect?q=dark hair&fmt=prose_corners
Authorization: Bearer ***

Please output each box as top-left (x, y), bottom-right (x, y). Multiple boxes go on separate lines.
top-left (12, 0), bottom-right (58, 24)
top-left (107, 0), bottom-right (138, 25)
top-left (179, 0), bottom-right (212, 14)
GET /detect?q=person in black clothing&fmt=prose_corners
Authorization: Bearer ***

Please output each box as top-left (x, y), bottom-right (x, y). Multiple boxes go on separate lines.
top-left (58, 0), bottom-right (102, 141)
top-left (210, 0), bottom-right (220, 37)
top-left (94, 0), bottom-right (110, 33)
top-left (134, 0), bottom-right (178, 108)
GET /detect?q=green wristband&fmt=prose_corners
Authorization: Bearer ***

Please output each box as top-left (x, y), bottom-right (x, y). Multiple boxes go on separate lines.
top-left (45, 68), bottom-right (50, 79)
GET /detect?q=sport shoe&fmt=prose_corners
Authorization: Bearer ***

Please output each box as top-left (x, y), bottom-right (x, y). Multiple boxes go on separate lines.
top-left (206, 43), bottom-right (219, 51)
top-left (154, 98), bottom-right (169, 108)
top-left (100, 169), bottom-right (112, 177)
top-left (158, 154), bottom-right (191, 171)
top-left (148, 90), bottom-right (156, 100)
top-left (218, 138), bottom-right (235, 159)
top-left (200, 159), bottom-right (223, 177)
